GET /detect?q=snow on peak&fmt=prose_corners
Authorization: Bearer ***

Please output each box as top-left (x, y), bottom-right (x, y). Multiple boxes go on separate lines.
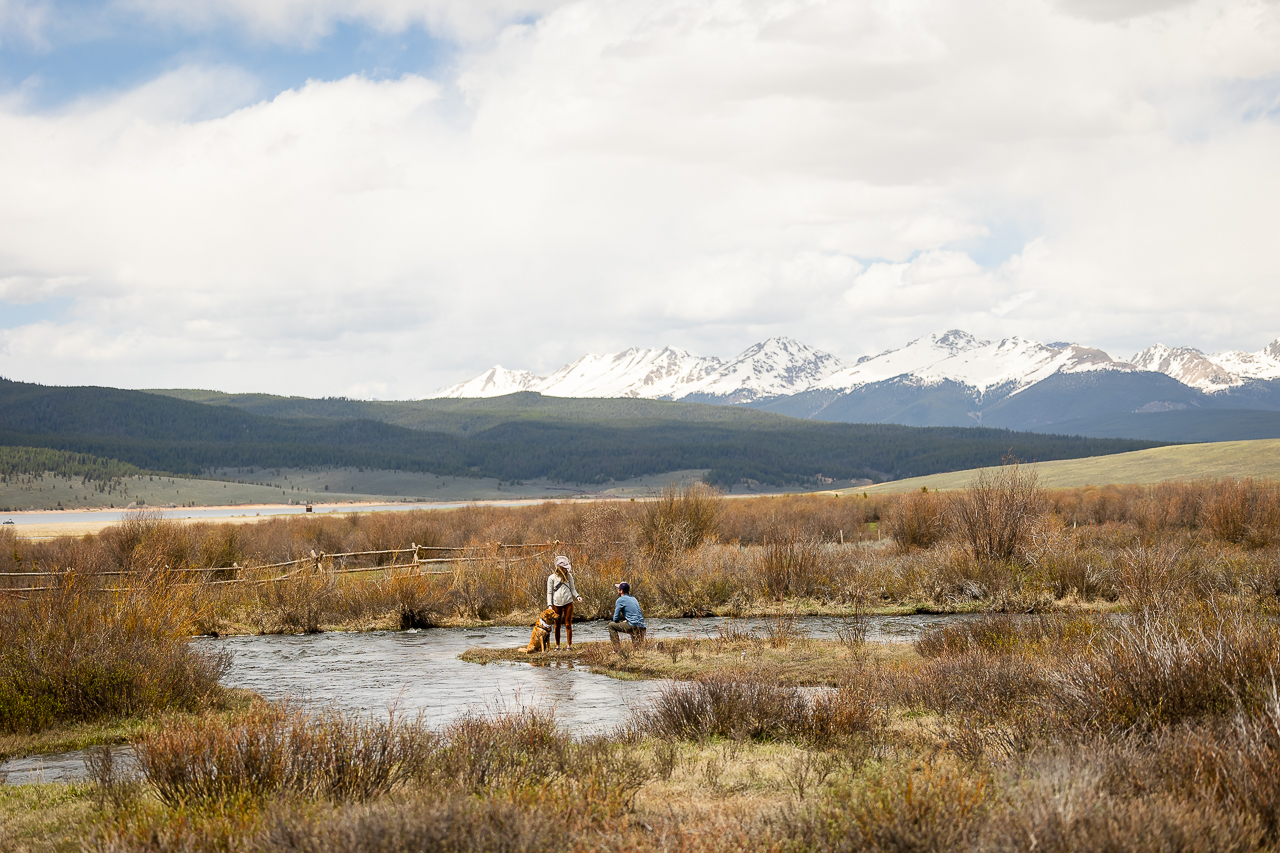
top-left (682, 337), bottom-right (844, 402)
top-left (817, 332), bottom-right (1131, 395)
top-left (537, 346), bottom-right (724, 399)
top-left (931, 329), bottom-right (988, 354)
top-left (432, 331), bottom-right (1279, 404)
top-left (431, 366), bottom-right (543, 399)
top-left (1131, 339), bottom-right (1280, 392)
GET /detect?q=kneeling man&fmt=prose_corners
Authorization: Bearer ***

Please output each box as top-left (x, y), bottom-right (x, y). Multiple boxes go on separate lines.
top-left (608, 581), bottom-right (647, 647)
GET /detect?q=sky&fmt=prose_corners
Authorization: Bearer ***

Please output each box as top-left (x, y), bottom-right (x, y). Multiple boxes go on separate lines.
top-left (0, 0), bottom-right (1277, 399)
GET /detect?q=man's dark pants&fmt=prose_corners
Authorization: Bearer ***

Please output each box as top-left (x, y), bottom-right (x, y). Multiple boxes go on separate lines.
top-left (608, 620), bottom-right (642, 647)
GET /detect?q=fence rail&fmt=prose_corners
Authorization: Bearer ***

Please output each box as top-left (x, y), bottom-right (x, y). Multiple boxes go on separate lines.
top-left (0, 540), bottom-right (592, 594)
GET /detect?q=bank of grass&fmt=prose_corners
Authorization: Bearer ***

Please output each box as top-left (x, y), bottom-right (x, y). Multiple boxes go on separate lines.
top-left (461, 635), bottom-right (919, 685)
top-left (0, 689), bottom-right (261, 764)
top-left (0, 781), bottom-right (95, 853)
top-left (0, 569), bottom-right (232, 737)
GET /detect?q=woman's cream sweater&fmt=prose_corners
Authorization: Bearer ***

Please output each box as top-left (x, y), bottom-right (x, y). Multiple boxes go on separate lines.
top-left (547, 572), bottom-right (579, 607)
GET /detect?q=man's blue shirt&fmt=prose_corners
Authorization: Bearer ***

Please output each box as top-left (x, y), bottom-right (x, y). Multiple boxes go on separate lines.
top-left (612, 594), bottom-right (646, 628)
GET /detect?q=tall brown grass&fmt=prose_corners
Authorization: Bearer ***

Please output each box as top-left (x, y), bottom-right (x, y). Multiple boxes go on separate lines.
top-left (637, 669), bottom-right (886, 746)
top-left (639, 481), bottom-right (723, 558)
top-left (0, 571), bottom-right (229, 732)
top-left (1204, 478), bottom-right (1280, 548)
top-left (13, 476), bottom-right (1280, 641)
top-left (1046, 601), bottom-right (1280, 733)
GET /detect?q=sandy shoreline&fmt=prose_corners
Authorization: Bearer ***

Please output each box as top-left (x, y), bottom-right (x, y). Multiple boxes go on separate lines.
top-left (4, 496), bottom-right (625, 539)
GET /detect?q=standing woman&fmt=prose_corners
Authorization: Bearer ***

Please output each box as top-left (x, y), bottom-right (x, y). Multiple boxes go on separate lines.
top-left (547, 555), bottom-right (583, 648)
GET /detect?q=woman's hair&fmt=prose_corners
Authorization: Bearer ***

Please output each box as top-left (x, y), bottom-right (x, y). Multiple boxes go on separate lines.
top-left (553, 555), bottom-right (571, 581)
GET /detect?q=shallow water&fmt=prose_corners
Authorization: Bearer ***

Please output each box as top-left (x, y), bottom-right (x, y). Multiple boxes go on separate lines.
top-left (1, 613), bottom-right (969, 785)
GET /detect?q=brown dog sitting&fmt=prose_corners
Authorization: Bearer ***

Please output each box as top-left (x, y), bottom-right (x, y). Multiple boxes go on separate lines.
top-left (523, 607), bottom-right (559, 653)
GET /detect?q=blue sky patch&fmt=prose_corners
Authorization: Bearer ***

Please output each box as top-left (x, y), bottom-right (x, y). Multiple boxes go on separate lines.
top-left (0, 11), bottom-right (455, 111)
top-left (0, 297), bottom-right (74, 329)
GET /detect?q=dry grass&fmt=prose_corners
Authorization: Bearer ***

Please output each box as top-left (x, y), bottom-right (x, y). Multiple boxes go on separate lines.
top-left (134, 704), bottom-right (432, 806)
top-left (0, 571), bottom-right (229, 733)
top-left (12, 477), bottom-right (1280, 640)
top-left (639, 481), bottom-right (723, 558)
top-left (462, 635), bottom-right (914, 686)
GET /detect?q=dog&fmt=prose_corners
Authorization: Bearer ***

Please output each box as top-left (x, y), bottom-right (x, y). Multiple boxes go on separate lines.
top-left (523, 607), bottom-right (559, 653)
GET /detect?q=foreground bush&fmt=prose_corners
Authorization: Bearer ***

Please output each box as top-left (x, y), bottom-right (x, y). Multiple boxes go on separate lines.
top-left (1046, 601), bottom-right (1280, 732)
top-left (0, 573), bottom-right (229, 732)
top-left (637, 671), bottom-right (884, 745)
top-left (135, 705), bottom-right (431, 805)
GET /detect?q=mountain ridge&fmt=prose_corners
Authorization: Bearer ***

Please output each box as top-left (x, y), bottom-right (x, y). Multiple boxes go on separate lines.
top-left (429, 330), bottom-right (1280, 440)
top-left (436, 330), bottom-right (1280, 403)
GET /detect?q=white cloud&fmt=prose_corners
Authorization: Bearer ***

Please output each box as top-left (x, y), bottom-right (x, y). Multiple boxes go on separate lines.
top-left (2, 0), bottom-right (1280, 396)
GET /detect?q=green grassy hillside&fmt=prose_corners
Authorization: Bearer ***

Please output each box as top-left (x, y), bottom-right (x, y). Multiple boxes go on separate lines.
top-left (847, 438), bottom-right (1280, 493)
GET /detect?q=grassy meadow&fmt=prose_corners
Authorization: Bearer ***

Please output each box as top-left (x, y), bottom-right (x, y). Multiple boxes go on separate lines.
top-left (6, 471), bottom-right (1280, 851)
top-left (853, 437), bottom-right (1280, 493)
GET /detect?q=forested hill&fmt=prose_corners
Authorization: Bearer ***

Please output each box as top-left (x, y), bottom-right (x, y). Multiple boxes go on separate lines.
top-left (1, 379), bottom-right (1165, 486)
top-left (144, 389), bottom-right (797, 434)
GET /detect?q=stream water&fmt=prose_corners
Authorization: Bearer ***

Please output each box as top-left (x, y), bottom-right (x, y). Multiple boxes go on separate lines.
top-left (1, 614), bottom-right (969, 785)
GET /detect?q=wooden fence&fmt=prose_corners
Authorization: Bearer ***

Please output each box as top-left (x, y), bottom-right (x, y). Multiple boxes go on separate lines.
top-left (0, 541), bottom-right (587, 596)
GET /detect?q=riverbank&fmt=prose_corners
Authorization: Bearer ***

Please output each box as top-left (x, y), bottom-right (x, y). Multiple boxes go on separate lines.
top-left (461, 635), bottom-right (920, 684)
top-left (0, 690), bottom-right (262, 764)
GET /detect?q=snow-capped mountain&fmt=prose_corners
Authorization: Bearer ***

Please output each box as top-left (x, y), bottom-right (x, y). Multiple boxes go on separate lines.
top-left (682, 337), bottom-right (844, 403)
top-left (816, 331), bottom-right (1132, 397)
top-left (537, 347), bottom-right (723, 399)
top-left (1131, 340), bottom-right (1280, 392)
top-left (429, 337), bottom-right (841, 403)
top-left (434, 366), bottom-right (543, 399)
top-left (429, 331), bottom-right (1280, 437)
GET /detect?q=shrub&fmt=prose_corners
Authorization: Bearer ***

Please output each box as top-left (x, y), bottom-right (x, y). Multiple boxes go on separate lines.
top-left (254, 798), bottom-right (559, 853)
top-left (1209, 684), bottom-right (1280, 840)
top-left (758, 536), bottom-right (829, 599)
top-left (1205, 478), bottom-right (1280, 549)
top-left (639, 481), bottom-right (722, 559)
top-left (637, 673), bottom-right (811, 742)
top-left (134, 705), bottom-right (432, 805)
top-left (0, 572), bottom-right (229, 732)
top-left (914, 613), bottom-right (1102, 660)
top-left (950, 459), bottom-right (1047, 563)
top-left (884, 488), bottom-right (948, 551)
top-left (790, 762), bottom-right (988, 853)
top-left (1046, 602), bottom-right (1280, 732)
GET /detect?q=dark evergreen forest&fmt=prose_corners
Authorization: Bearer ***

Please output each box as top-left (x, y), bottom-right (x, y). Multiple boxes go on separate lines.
top-left (0, 378), bottom-right (1164, 486)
